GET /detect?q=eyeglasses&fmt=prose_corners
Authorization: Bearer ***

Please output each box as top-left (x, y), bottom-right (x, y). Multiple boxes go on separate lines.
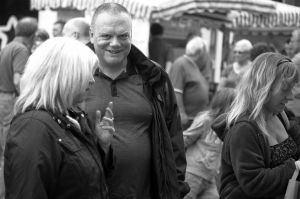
top-left (233, 50), bottom-right (249, 54)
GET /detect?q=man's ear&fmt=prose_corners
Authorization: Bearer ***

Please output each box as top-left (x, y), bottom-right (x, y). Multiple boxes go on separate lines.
top-left (72, 32), bottom-right (80, 40)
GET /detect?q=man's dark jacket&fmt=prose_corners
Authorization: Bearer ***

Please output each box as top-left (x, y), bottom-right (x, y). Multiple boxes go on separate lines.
top-left (129, 45), bottom-right (189, 199)
top-left (87, 43), bottom-right (190, 199)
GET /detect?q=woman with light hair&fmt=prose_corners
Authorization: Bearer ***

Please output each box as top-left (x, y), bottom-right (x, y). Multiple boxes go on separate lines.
top-left (4, 37), bottom-right (115, 198)
top-left (212, 52), bottom-right (300, 198)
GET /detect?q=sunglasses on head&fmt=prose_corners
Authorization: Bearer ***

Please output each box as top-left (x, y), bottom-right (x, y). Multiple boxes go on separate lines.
top-left (277, 57), bottom-right (292, 67)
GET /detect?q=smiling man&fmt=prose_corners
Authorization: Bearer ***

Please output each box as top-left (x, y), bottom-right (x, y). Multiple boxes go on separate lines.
top-left (84, 3), bottom-right (189, 199)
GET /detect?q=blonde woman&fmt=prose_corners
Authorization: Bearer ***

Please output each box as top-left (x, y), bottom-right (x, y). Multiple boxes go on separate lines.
top-left (212, 52), bottom-right (300, 199)
top-left (4, 37), bottom-right (115, 199)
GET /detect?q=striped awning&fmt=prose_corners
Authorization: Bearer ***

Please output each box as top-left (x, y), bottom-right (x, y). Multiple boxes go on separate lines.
top-left (151, 0), bottom-right (276, 20)
top-left (232, 1), bottom-right (300, 29)
top-left (30, 0), bottom-right (154, 19)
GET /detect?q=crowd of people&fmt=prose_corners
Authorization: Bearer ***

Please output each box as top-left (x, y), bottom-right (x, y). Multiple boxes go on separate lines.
top-left (1, 2), bottom-right (300, 199)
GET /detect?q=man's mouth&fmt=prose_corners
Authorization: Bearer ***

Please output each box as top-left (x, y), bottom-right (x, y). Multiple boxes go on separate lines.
top-left (107, 49), bottom-right (121, 54)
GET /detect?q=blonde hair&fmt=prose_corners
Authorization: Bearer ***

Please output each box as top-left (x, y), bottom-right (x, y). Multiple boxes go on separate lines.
top-left (15, 37), bottom-right (99, 114)
top-left (227, 52), bottom-right (298, 136)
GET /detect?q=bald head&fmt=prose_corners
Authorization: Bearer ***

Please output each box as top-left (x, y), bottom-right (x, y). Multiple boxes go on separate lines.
top-left (91, 3), bottom-right (131, 32)
top-left (63, 17), bottom-right (90, 44)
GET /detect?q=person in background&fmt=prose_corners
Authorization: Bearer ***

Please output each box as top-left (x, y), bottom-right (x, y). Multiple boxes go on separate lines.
top-left (0, 18), bottom-right (38, 197)
top-left (183, 88), bottom-right (235, 199)
top-left (281, 38), bottom-right (293, 58)
top-left (212, 52), bottom-right (300, 199)
top-left (63, 17), bottom-right (90, 45)
top-left (186, 32), bottom-right (213, 84)
top-left (85, 3), bottom-right (189, 199)
top-left (287, 29), bottom-right (300, 120)
top-left (52, 20), bottom-right (65, 37)
top-left (148, 23), bottom-right (174, 73)
top-left (5, 37), bottom-right (115, 199)
top-left (31, 28), bottom-right (50, 53)
top-left (218, 39), bottom-right (252, 89)
top-left (169, 36), bottom-right (210, 130)
top-left (250, 42), bottom-right (276, 61)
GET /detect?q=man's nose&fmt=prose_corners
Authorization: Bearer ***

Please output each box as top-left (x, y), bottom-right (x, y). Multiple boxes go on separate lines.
top-left (110, 37), bottom-right (120, 46)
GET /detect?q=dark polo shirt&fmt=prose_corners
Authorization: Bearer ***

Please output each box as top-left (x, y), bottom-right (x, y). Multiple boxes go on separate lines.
top-left (85, 62), bottom-right (153, 199)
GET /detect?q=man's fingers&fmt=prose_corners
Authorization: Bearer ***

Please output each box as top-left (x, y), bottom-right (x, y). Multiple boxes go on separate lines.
top-left (96, 110), bottom-right (102, 123)
top-left (102, 116), bottom-right (114, 125)
top-left (105, 102), bottom-right (114, 119)
top-left (101, 126), bottom-right (115, 133)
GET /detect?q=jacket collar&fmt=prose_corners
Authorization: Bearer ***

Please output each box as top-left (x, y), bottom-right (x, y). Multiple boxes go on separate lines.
top-left (87, 42), bottom-right (167, 88)
top-left (128, 44), bottom-right (167, 88)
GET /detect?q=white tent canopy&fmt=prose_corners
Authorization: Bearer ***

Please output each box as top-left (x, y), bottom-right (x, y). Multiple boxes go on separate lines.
top-left (232, 1), bottom-right (300, 29)
top-left (151, 0), bottom-right (276, 20)
top-left (151, 0), bottom-right (300, 30)
top-left (30, 0), bottom-right (160, 19)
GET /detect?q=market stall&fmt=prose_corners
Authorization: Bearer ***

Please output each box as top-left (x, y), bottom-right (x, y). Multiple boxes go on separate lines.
top-left (151, 0), bottom-right (300, 82)
top-left (30, 0), bottom-right (154, 19)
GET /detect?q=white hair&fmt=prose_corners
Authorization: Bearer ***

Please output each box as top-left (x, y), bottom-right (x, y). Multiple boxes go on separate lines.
top-left (15, 37), bottom-right (99, 114)
top-left (234, 39), bottom-right (253, 51)
top-left (185, 36), bottom-right (206, 56)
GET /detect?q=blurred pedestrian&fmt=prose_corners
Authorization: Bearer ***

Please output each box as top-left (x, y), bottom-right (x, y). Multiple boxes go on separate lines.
top-left (219, 39), bottom-right (252, 89)
top-left (281, 38), bottom-right (293, 58)
top-left (250, 42), bottom-right (275, 61)
top-left (212, 52), bottom-right (300, 199)
top-left (0, 17), bottom-right (38, 198)
top-left (31, 28), bottom-right (50, 52)
top-left (186, 32), bottom-right (213, 83)
top-left (85, 3), bottom-right (189, 199)
top-left (183, 88), bottom-right (235, 199)
top-left (148, 23), bottom-right (174, 73)
top-left (5, 37), bottom-right (115, 198)
top-left (169, 36), bottom-right (210, 130)
top-left (0, 16), bottom-right (37, 168)
top-left (52, 20), bottom-right (65, 37)
top-left (63, 17), bottom-right (90, 44)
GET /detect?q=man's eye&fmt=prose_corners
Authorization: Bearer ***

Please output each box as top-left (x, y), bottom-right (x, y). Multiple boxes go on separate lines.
top-left (119, 34), bottom-right (129, 39)
top-left (100, 35), bottom-right (111, 39)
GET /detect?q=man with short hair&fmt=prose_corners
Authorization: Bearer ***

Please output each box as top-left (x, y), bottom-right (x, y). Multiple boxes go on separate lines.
top-left (52, 20), bottom-right (65, 37)
top-left (84, 3), bottom-right (189, 199)
top-left (0, 16), bottom-right (38, 199)
top-left (63, 17), bottom-right (90, 44)
top-left (169, 36), bottom-right (210, 130)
